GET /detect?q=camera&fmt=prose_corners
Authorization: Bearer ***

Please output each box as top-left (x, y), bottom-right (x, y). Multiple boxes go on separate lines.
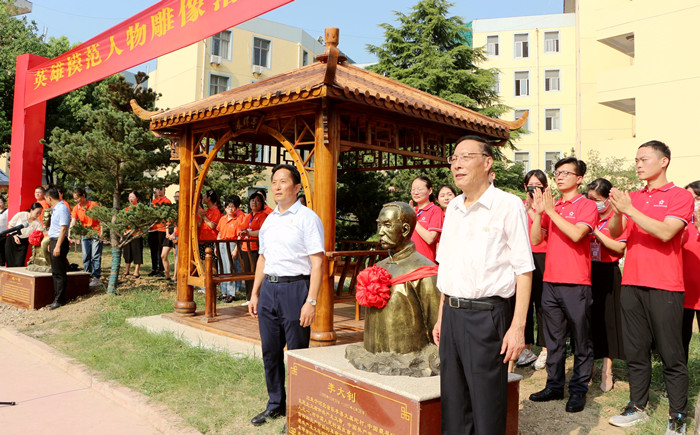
top-left (527, 185), bottom-right (544, 197)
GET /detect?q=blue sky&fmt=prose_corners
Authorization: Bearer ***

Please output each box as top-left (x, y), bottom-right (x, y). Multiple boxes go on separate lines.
top-left (24, 0), bottom-right (562, 67)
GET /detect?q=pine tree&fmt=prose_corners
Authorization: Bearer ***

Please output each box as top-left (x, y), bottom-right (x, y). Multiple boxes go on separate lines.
top-left (45, 72), bottom-right (177, 292)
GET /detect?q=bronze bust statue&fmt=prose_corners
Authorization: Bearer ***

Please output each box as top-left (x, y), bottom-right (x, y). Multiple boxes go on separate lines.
top-left (27, 209), bottom-right (52, 272)
top-left (345, 202), bottom-right (441, 377)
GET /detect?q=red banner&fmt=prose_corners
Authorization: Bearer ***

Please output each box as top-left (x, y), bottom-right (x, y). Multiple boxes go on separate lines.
top-left (24, 0), bottom-right (293, 108)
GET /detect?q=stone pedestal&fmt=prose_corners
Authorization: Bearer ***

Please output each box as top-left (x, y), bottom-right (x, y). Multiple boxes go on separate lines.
top-left (287, 344), bottom-right (522, 435)
top-left (0, 267), bottom-right (90, 309)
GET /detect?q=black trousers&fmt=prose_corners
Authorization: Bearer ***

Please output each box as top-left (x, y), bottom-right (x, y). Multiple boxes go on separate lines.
top-left (682, 308), bottom-right (700, 362)
top-left (258, 278), bottom-right (310, 413)
top-left (524, 252), bottom-right (546, 346)
top-left (49, 238), bottom-right (69, 303)
top-left (5, 236), bottom-right (29, 267)
top-left (621, 285), bottom-right (687, 415)
top-left (439, 297), bottom-right (510, 435)
top-left (147, 231), bottom-right (165, 272)
top-left (541, 283), bottom-right (593, 395)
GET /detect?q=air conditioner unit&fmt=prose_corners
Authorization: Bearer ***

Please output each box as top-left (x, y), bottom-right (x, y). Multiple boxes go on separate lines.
top-left (252, 65), bottom-right (263, 75)
top-left (210, 55), bottom-right (221, 65)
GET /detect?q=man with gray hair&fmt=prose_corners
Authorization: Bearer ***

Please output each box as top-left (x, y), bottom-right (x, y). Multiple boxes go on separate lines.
top-left (433, 135), bottom-right (533, 434)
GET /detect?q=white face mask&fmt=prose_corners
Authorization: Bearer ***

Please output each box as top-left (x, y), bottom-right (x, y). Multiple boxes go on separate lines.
top-left (695, 200), bottom-right (700, 212)
top-left (596, 200), bottom-right (609, 213)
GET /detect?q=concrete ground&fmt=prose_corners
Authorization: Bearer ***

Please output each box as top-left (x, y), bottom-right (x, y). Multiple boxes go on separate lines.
top-left (0, 327), bottom-right (200, 435)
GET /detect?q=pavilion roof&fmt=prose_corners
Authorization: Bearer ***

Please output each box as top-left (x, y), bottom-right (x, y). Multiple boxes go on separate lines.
top-left (147, 56), bottom-right (523, 141)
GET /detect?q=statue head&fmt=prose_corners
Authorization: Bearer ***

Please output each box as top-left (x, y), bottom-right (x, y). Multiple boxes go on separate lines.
top-left (42, 208), bottom-right (52, 229)
top-left (376, 202), bottom-right (416, 251)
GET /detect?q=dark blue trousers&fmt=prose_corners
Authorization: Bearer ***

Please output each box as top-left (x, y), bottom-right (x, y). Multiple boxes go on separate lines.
top-left (258, 278), bottom-right (310, 413)
top-left (541, 283), bottom-right (593, 395)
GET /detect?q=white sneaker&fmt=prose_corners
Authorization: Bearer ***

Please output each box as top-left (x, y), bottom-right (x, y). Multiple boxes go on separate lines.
top-left (241, 301), bottom-right (250, 306)
top-left (516, 348), bottom-right (538, 366)
top-left (89, 277), bottom-right (101, 287)
top-left (608, 403), bottom-right (649, 427)
top-left (534, 349), bottom-right (547, 370)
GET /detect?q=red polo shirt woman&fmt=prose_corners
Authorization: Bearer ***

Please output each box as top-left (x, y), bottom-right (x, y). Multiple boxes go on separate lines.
top-left (410, 176), bottom-right (444, 263)
top-left (587, 178), bottom-right (627, 392)
top-left (682, 181), bottom-right (700, 361)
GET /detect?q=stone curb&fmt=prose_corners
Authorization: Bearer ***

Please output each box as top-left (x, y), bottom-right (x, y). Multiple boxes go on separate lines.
top-left (0, 327), bottom-right (200, 435)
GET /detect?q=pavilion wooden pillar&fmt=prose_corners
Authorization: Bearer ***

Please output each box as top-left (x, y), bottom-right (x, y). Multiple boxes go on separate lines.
top-left (310, 98), bottom-right (339, 347)
top-left (174, 128), bottom-right (196, 315)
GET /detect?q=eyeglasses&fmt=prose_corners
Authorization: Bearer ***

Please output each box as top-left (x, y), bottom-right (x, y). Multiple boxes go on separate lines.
top-left (553, 170), bottom-right (579, 178)
top-left (447, 153), bottom-right (489, 164)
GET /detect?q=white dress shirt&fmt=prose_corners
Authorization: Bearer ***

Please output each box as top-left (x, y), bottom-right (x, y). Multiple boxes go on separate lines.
top-left (259, 200), bottom-right (325, 276)
top-left (436, 184), bottom-right (534, 299)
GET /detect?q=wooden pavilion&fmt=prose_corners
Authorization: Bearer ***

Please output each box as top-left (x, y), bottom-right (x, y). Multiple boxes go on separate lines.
top-left (134, 28), bottom-right (526, 347)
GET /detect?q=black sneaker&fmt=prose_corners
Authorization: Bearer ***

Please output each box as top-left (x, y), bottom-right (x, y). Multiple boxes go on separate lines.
top-left (665, 414), bottom-right (686, 435)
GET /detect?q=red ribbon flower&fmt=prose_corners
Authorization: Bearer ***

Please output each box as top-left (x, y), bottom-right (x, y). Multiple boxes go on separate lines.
top-left (28, 230), bottom-right (44, 247)
top-left (355, 266), bottom-right (393, 309)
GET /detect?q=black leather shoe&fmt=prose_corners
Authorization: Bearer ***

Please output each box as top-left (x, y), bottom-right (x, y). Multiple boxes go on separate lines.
top-left (529, 388), bottom-right (564, 402)
top-left (566, 393), bottom-right (586, 412)
top-left (281, 422), bottom-right (287, 433)
top-left (251, 409), bottom-right (285, 426)
top-left (48, 301), bottom-right (62, 310)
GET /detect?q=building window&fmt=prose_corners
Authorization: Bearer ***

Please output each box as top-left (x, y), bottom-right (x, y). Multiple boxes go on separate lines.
top-left (209, 74), bottom-right (230, 96)
top-left (514, 71), bottom-right (529, 96)
top-left (492, 71), bottom-right (500, 93)
top-left (514, 109), bottom-right (529, 132)
top-left (253, 37), bottom-right (271, 68)
top-left (545, 108), bottom-right (561, 131)
top-left (544, 31), bottom-right (560, 53)
top-left (211, 31), bottom-right (232, 59)
top-left (514, 151), bottom-right (530, 172)
top-left (302, 50), bottom-right (309, 66)
top-left (514, 33), bottom-right (529, 58)
top-left (545, 69), bottom-right (560, 91)
top-left (545, 151), bottom-right (561, 172)
top-left (486, 35), bottom-right (499, 56)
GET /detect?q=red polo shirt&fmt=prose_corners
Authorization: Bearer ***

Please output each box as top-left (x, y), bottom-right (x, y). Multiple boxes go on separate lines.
top-left (682, 218), bottom-right (700, 309)
top-left (150, 196), bottom-right (172, 232)
top-left (71, 200), bottom-right (101, 231)
top-left (542, 194), bottom-right (598, 285)
top-left (621, 183), bottom-right (693, 292)
top-left (526, 200), bottom-right (547, 254)
top-left (217, 209), bottom-right (245, 240)
top-left (411, 202), bottom-right (444, 263)
top-left (198, 206), bottom-right (222, 241)
top-left (591, 211), bottom-right (628, 263)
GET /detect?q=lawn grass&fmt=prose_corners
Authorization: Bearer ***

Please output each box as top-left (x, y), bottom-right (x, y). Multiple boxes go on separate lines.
top-left (15, 245), bottom-right (700, 434)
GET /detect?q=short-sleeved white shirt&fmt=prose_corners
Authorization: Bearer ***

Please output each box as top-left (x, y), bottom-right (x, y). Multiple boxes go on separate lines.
top-left (436, 184), bottom-right (534, 299)
top-left (259, 200), bottom-right (325, 276)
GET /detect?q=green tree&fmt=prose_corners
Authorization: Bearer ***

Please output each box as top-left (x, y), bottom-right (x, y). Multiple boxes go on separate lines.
top-left (366, 0), bottom-right (507, 118)
top-left (582, 150), bottom-right (643, 192)
top-left (205, 161), bottom-right (265, 205)
top-left (45, 72), bottom-right (177, 292)
top-left (337, 0), bottom-right (527, 241)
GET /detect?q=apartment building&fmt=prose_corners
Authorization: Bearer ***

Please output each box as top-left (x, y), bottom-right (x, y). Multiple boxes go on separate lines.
top-left (149, 17), bottom-right (326, 110)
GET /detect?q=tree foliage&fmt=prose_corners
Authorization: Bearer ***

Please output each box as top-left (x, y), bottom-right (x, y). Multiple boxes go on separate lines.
top-left (205, 161), bottom-right (265, 205)
top-left (367, 0), bottom-right (507, 118)
top-left (582, 150), bottom-right (643, 192)
top-left (45, 72), bottom-right (176, 292)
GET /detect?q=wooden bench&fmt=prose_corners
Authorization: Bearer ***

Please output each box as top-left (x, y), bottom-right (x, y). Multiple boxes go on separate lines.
top-left (327, 249), bottom-right (389, 320)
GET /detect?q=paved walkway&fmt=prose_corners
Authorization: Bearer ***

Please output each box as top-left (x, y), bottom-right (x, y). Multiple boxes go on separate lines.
top-left (0, 328), bottom-right (199, 435)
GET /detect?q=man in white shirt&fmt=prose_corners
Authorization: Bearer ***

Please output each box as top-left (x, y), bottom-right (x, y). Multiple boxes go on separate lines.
top-left (248, 164), bottom-right (324, 430)
top-left (45, 187), bottom-right (71, 310)
top-left (433, 136), bottom-right (534, 434)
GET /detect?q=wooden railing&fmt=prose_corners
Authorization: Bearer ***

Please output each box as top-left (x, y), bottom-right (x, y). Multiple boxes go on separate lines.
top-left (326, 248), bottom-right (389, 320)
top-left (202, 239), bottom-right (258, 321)
top-left (202, 239), bottom-right (388, 321)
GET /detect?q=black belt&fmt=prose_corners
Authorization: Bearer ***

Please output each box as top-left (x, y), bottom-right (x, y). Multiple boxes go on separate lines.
top-left (265, 275), bottom-right (310, 284)
top-left (447, 296), bottom-right (504, 311)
